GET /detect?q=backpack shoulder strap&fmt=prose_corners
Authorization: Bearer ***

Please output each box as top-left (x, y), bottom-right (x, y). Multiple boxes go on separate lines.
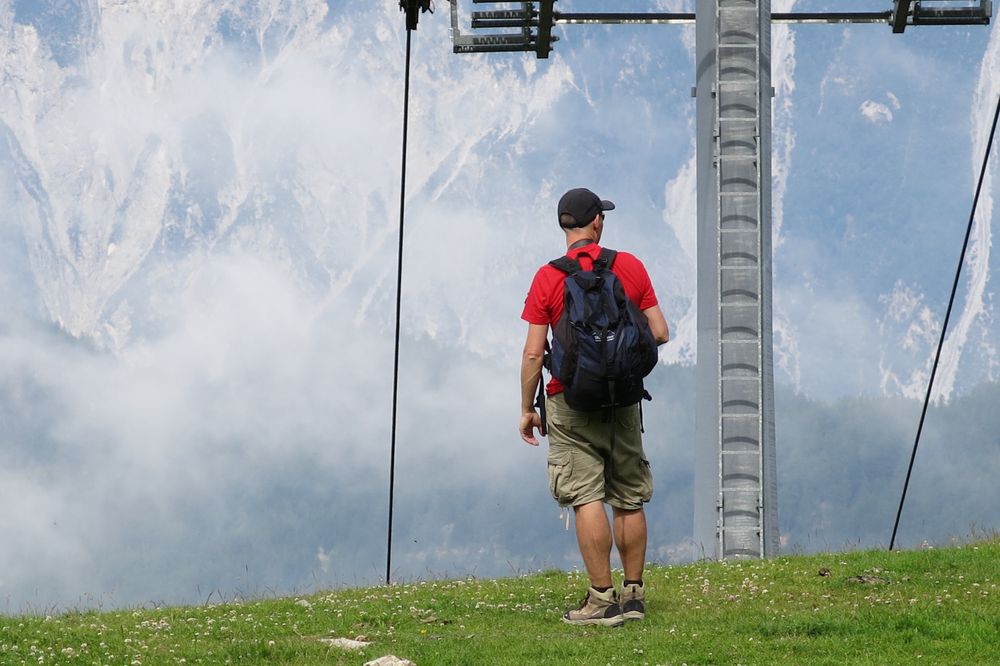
top-left (596, 248), bottom-right (617, 271)
top-left (549, 256), bottom-right (582, 275)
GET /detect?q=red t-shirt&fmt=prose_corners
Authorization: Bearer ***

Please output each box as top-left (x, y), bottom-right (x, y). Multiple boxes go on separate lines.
top-left (521, 243), bottom-right (659, 395)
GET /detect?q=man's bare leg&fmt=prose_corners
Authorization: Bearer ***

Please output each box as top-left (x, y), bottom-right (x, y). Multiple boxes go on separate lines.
top-left (612, 507), bottom-right (647, 582)
top-left (573, 501), bottom-right (613, 589)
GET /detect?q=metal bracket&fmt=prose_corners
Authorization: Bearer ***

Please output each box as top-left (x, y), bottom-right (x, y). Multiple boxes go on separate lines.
top-left (893, 0), bottom-right (991, 32)
top-left (450, 0), bottom-right (557, 57)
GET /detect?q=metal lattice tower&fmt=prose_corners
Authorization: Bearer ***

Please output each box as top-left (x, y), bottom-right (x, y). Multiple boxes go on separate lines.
top-left (450, 0), bottom-right (992, 559)
top-left (693, 0), bottom-right (779, 559)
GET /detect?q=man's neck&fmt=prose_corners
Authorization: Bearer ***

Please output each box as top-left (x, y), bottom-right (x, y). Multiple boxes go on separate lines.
top-left (565, 233), bottom-right (597, 250)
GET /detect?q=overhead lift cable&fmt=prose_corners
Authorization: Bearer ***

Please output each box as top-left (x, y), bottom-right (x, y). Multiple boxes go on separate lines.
top-left (889, 94), bottom-right (1000, 551)
top-left (387, 0), bottom-right (433, 585)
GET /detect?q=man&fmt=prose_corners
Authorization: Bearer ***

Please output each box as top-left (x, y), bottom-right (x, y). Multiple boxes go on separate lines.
top-left (519, 187), bottom-right (669, 627)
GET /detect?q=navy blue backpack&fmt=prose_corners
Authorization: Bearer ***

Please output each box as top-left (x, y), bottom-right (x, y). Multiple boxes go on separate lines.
top-left (544, 248), bottom-right (658, 413)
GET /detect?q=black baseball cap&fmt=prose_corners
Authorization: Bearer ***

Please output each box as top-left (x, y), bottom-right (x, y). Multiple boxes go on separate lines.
top-left (557, 188), bottom-right (615, 228)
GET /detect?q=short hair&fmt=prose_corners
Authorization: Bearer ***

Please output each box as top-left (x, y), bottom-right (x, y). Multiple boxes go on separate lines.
top-left (561, 213), bottom-right (601, 230)
top-left (559, 213), bottom-right (582, 229)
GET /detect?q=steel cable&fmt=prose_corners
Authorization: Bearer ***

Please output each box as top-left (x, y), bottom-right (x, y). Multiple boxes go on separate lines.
top-left (386, 24), bottom-right (415, 586)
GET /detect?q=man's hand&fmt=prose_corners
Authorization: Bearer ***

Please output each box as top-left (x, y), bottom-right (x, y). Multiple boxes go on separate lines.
top-left (519, 410), bottom-right (543, 446)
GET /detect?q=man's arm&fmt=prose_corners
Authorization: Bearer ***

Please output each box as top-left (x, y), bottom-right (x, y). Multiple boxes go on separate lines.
top-left (643, 305), bottom-right (670, 346)
top-left (519, 323), bottom-right (549, 446)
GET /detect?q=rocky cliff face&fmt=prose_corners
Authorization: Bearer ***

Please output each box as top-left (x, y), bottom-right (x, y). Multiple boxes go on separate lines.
top-left (1, 1), bottom-right (345, 348)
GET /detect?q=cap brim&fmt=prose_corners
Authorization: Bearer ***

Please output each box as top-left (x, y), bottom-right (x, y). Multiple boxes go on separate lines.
top-left (600, 200), bottom-right (615, 211)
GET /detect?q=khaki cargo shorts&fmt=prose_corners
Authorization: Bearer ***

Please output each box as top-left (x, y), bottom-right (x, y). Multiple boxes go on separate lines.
top-left (545, 392), bottom-right (653, 510)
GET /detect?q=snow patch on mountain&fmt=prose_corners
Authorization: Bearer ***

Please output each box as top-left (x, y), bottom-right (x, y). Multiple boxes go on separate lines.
top-left (859, 99), bottom-right (894, 124)
top-left (932, 25), bottom-right (1000, 399)
top-left (661, 151), bottom-right (697, 366)
top-left (879, 27), bottom-right (1000, 402)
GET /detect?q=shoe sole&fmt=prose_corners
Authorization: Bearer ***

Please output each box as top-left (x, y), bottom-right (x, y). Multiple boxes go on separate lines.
top-left (623, 610), bottom-right (645, 621)
top-left (561, 615), bottom-right (625, 627)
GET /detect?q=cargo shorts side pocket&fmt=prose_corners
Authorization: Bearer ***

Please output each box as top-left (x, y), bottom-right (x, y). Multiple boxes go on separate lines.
top-left (637, 456), bottom-right (653, 504)
top-left (547, 447), bottom-right (575, 507)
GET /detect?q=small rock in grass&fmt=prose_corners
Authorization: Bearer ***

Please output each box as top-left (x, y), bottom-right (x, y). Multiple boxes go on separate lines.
top-left (364, 656), bottom-right (416, 666)
top-left (319, 637), bottom-right (371, 649)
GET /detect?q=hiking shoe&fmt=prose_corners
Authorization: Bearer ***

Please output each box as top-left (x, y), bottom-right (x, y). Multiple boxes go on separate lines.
top-left (562, 586), bottom-right (624, 627)
top-left (621, 582), bottom-right (645, 621)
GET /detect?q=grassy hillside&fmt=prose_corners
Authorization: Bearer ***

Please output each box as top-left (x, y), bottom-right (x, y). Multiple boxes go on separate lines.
top-left (2, 539), bottom-right (998, 665)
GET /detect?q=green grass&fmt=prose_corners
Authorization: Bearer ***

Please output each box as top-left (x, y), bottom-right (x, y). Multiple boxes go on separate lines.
top-left (3, 539), bottom-right (998, 665)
